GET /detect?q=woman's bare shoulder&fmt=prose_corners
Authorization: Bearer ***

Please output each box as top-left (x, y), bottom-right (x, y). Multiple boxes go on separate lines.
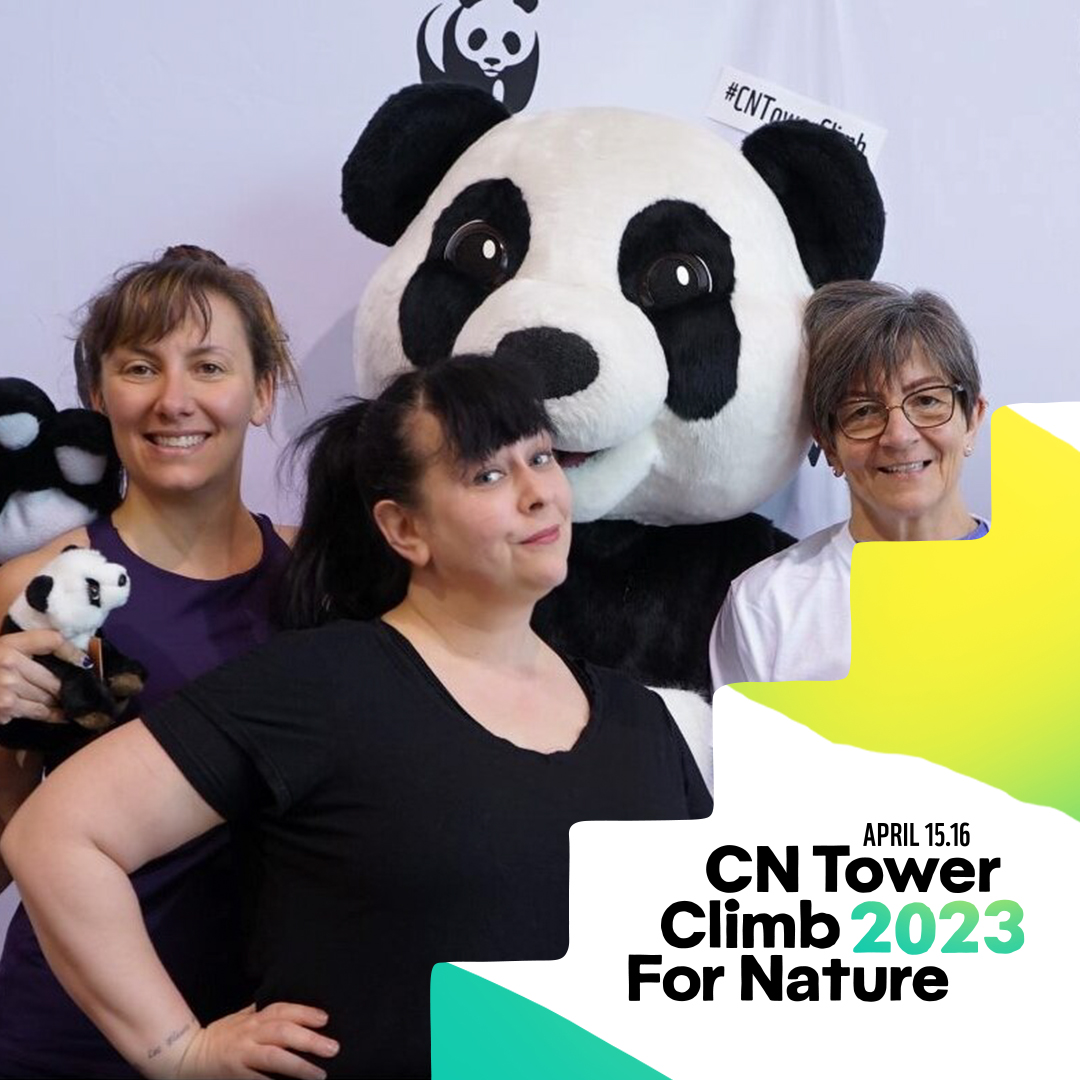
top-left (0, 527), bottom-right (92, 611)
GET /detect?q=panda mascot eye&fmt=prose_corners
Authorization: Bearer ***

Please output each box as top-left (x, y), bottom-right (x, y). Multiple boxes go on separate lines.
top-left (638, 254), bottom-right (714, 310)
top-left (444, 220), bottom-right (511, 287)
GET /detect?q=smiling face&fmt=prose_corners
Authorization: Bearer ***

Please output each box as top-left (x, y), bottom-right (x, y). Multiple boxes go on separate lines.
top-left (94, 292), bottom-right (272, 501)
top-left (825, 345), bottom-right (986, 540)
top-left (382, 408), bottom-right (571, 607)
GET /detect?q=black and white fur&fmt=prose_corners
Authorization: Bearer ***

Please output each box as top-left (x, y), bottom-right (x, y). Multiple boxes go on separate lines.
top-left (0, 377), bottom-right (123, 563)
top-left (1, 546), bottom-right (146, 756)
top-left (341, 86), bottom-right (884, 778)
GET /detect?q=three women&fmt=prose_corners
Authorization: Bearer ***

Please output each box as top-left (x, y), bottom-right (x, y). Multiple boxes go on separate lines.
top-left (2, 260), bottom-right (990, 1075)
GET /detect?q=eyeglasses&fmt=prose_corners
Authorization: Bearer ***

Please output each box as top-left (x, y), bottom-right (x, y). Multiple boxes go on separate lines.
top-left (834, 384), bottom-right (964, 440)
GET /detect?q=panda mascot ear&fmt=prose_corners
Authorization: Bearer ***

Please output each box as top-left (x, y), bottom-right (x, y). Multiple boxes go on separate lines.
top-left (742, 119), bottom-right (885, 285)
top-left (342, 83), bottom-right (511, 246)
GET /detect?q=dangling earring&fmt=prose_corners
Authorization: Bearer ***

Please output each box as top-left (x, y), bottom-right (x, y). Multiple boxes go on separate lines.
top-left (963, 445), bottom-right (973, 457)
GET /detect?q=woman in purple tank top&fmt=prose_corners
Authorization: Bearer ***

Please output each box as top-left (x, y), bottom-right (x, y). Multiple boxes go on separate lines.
top-left (0, 246), bottom-right (297, 1077)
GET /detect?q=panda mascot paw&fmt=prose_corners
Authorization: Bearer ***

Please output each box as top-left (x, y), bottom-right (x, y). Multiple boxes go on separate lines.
top-left (342, 84), bottom-right (884, 705)
top-left (0, 376), bottom-right (123, 564)
top-left (0, 546), bottom-right (147, 757)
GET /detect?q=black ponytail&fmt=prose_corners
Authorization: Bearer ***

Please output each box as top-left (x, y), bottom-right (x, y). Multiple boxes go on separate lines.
top-left (279, 354), bottom-right (554, 629)
top-left (279, 393), bottom-right (416, 628)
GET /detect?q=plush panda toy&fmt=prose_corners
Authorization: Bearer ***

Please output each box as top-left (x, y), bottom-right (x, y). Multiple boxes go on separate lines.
top-left (0, 376), bottom-right (123, 564)
top-left (342, 84), bottom-right (884, 708)
top-left (0, 546), bottom-right (146, 759)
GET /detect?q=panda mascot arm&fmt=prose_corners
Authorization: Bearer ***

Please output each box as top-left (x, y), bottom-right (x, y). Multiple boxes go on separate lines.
top-left (0, 376), bottom-right (123, 565)
top-left (341, 85), bottom-right (884, 711)
top-left (0, 546), bottom-right (147, 759)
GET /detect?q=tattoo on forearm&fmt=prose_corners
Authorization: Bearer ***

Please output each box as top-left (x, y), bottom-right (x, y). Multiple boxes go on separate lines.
top-left (147, 1021), bottom-right (192, 1059)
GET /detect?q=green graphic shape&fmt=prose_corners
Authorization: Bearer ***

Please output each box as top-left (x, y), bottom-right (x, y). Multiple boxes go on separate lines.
top-left (431, 964), bottom-right (670, 1079)
top-left (734, 408), bottom-right (1080, 821)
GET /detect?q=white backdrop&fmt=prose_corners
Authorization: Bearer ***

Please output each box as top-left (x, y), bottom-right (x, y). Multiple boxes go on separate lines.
top-left (2, 0), bottom-right (1079, 965)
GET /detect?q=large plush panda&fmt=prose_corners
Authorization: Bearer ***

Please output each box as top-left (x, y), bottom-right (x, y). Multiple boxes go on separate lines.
top-left (342, 84), bottom-right (884, 702)
top-left (0, 376), bottom-right (123, 564)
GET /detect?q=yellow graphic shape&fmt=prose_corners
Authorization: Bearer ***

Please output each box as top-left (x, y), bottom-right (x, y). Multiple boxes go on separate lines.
top-left (736, 407), bottom-right (1079, 820)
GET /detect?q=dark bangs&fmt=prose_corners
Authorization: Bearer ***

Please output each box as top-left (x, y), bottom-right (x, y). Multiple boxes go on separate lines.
top-left (419, 353), bottom-right (555, 463)
top-left (280, 352), bottom-right (557, 628)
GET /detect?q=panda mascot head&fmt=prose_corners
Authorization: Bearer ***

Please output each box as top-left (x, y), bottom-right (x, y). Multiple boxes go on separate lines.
top-left (0, 376), bottom-right (123, 563)
top-left (341, 84), bottom-right (884, 696)
top-left (345, 84), bottom-right (882, 528)
top-left (417, 1), bottom-right (540, 113)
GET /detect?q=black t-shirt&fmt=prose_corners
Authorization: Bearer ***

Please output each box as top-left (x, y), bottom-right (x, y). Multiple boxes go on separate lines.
top-left (145, 619), bottom-right (711, 1079)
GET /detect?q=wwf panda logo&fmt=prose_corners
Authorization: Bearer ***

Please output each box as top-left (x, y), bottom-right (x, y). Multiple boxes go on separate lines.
top-left (417, 0), bottom-right (540, 112)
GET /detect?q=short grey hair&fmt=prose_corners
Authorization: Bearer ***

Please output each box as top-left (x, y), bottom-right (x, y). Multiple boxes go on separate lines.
top-left (804, 281), bottom-right (982, 449)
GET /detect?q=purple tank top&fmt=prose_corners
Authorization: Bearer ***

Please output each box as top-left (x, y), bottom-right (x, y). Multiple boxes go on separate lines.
top-left (0, 513), bottom-right (291, 1078)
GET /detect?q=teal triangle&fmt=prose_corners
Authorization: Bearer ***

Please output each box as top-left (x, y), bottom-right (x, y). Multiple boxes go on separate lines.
top-left (431, 964), bottom-right (672, 1079)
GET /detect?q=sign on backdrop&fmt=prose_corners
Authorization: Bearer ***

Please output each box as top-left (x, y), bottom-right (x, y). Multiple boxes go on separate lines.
top-left (708, 64), bottom-right (887, 168)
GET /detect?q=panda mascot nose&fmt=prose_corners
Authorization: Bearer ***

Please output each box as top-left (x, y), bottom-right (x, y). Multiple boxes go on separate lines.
top-left (491, 327), bottom-right (600, 400)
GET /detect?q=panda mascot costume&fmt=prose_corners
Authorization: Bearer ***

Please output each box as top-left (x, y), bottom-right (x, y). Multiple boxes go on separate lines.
top-left (341, 84), bottom-right (884, 777)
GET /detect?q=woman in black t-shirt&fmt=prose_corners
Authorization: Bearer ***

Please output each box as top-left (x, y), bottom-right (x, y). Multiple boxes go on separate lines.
top-left (2, 355), bottom-right (710, 1080)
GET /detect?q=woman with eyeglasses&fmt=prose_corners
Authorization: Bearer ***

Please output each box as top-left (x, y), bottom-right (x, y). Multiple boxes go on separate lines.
top-left (709, 281), bottom-right (987, 686)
